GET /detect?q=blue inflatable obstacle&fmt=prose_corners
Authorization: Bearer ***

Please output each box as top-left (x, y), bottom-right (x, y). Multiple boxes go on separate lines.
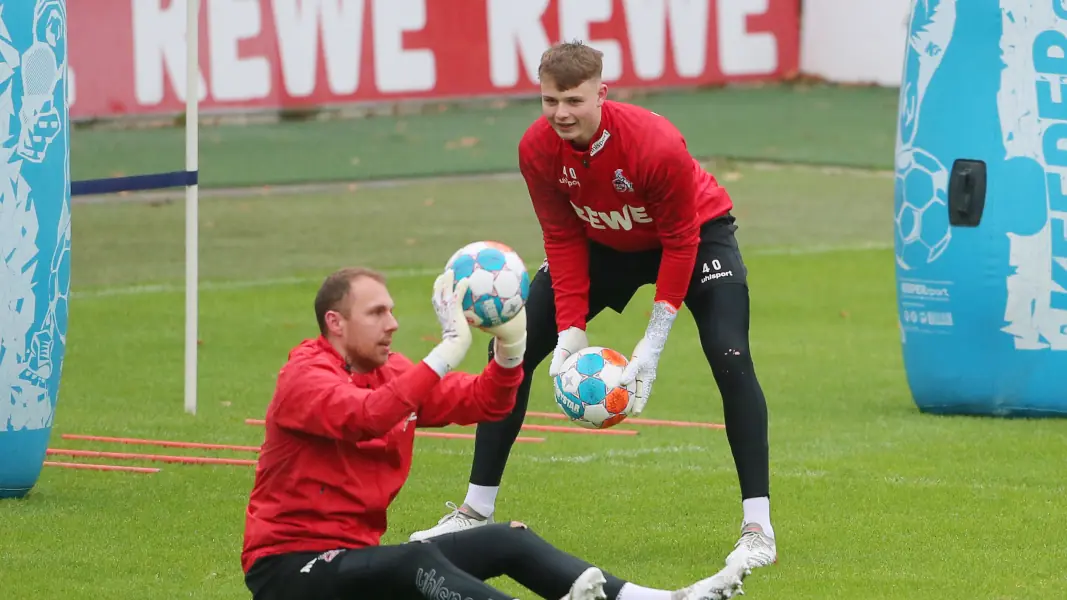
top-left (0, 0), bottom-right (71, 498)
top-left (894, 0), bottom-right (1067, 417)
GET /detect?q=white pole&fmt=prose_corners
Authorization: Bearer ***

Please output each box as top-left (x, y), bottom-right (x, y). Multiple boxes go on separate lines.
top-left (184, 0), bottom-right (200, 415)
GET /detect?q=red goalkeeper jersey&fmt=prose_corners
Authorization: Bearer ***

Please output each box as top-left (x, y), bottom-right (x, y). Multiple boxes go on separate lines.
top-left (241, 337), bottom-right (522, 573)
top-left (518, 100), bottom-right (733, 332)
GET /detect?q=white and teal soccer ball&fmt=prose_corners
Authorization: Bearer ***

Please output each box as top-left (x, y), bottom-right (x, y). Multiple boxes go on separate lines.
top-left (445, 241), bottom-right (530, 328)
top-left (552, 346), bottom-right (634, 429)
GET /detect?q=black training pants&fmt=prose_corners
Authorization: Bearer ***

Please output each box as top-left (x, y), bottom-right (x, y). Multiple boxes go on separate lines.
top-left (472, 214), bottom-right (771, 501)
top-left (244, 523), bottom-right (628, 600)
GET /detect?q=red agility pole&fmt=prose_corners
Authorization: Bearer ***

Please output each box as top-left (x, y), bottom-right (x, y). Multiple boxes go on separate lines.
top-left (244, 419), bottom-right (546, 443)
top-left (526, 411), bottom-right (725, 430)
top-left (47, 448), bottom-right (257, 467)
top-left (43, 461), bottom-right (160, 474)
top-left (62, 434), bottom-right (260, 452)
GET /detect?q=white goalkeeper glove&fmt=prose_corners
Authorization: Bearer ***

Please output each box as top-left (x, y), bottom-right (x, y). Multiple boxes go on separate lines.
top-left (619, 301), bottom-right (678, 416)
top-left (482, 308), bottom-right (528, 369)
top-left (548, 326), bottom-right (589, 377)
top-left (423, 270), bottom-right (473, 377)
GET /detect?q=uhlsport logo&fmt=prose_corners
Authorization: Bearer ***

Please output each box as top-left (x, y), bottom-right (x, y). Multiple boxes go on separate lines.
top-left (589, 129), bottom-right (610, 156)
top-left (416, 568), bottom-right (476, 600)
top-left (700, 260), bottom-right (733, 284)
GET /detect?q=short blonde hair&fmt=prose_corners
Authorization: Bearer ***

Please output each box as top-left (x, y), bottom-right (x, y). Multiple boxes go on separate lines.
top-left (538, 40), bottom-right (604, 91)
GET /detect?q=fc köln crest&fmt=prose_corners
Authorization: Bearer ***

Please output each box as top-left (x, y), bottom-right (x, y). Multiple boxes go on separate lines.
top-left (612, 169), bottom-right (633, 192)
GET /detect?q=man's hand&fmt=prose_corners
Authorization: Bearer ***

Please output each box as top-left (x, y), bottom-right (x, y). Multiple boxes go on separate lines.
top-left (482, 308), bottom-right (528, 369)
top-left (619, 301), bottom-right (678, 415)
top-left (548, 326), bottom-right (589, 377)
top-left (423, 271), bottom-right (473, 377)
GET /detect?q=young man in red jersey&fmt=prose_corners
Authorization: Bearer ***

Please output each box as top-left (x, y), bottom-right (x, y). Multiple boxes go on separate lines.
top-left (410, 42), bottom-right (777, 575)
top-left (241, 267), bottom-right (747, 600)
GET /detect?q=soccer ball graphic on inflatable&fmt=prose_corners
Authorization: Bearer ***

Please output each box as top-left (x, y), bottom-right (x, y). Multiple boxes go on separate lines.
top-left (552, 347), bottom-right (635, 429)
top-left (895, 147), bottom-right (951, 271)
top-left (445, 241), bottom-right (531, 328)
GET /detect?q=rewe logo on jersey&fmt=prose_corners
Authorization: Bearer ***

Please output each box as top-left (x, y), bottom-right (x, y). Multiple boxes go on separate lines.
top-left (571, 202), bottom-right (653, 231)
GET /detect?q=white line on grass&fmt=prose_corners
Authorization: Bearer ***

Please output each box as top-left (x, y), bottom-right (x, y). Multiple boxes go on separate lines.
top-left (418, 444), bottom-right (708, 465)
top-left (73, 242), bottom-right (892, 300)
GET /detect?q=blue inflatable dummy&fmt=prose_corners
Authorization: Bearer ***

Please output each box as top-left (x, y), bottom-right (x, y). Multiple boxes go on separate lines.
top-left (895, 0), bottom-right (1067, 416)
top-left (0, 0), bottom-right (71, 498)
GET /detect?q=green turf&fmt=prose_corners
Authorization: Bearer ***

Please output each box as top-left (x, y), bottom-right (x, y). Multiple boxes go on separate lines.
top-left (69, 160), bottom-right (893, 291)
top-left (70, 84), bottom-right (900, 187)
top-left (5, 162), bottom-right (1067, 599)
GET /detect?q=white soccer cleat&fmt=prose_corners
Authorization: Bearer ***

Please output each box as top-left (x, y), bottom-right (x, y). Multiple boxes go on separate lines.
top-left (408, 501), bottom-right (493, 542)
top-left (724, 522), bottom-right (777, 572)
top-left (560, 567), bottom-right (608, 600)
top-left (674, 564), bottom-right (748, 600)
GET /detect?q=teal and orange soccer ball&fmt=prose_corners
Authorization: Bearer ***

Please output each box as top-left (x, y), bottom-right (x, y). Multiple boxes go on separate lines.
top-left (552, 346), bottom-right (635, 429)
top-left (445, 241), bottom-right (530, 328)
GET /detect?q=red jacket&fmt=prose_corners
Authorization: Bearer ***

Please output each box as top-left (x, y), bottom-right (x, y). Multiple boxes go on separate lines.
top-left (241, 336), bottom-right (523, 572)
top-left (518, 100), bottom-right (733, 332)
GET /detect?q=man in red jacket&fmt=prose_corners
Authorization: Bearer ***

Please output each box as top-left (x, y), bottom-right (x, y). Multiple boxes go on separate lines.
top-left (410, 42), bottom-right (777, 576)
top-left (242, 267), bottom-right (747, 600)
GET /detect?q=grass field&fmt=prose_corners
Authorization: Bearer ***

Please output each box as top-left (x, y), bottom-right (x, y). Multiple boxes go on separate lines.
top-left (4, 99), bottom-right (1067, 597)
top-left (70, 84), bottom-right (901, 186)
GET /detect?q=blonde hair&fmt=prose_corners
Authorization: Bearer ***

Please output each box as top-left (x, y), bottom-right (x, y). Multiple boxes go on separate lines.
top-left (538, 40), bottom-right (604, 91)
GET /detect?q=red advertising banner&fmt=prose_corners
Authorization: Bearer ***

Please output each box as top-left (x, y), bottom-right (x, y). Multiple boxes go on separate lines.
top-left (67, 0), bottom-right (799, 120)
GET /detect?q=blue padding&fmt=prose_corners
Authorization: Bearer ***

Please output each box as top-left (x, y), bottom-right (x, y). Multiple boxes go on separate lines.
top-left (2, 0), bottom-right (72, 499)
top-left (894, 1), bottom-right (1067, 418)
top-left (70, 170), bottom-right (199, 196)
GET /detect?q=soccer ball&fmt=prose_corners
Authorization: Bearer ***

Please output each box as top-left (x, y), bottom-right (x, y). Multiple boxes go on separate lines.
top-left (445, 241), bottom-right (531, 328)
top-left (552, 346), bottom-right (635, 429)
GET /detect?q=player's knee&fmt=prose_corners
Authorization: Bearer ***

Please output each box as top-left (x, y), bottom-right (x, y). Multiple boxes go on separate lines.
top-left (392, 543), bottom-right (449, 584)
top-left (493, 520), bottom-right (533, 536)
top-left (692, 306), bottom-right (752, 371)
top-left (704, 348), bottom-right (755, 389)
top-left (406, 539), bottom-right (445, 562)
top-left (714, 344), bottom-right (751, 362)
top-left (489, 520), bottom-right (537, 543)
top-left (702, 338), bottom-right (753, 373)
top-left (495, 522), bottom-right (545, 555)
